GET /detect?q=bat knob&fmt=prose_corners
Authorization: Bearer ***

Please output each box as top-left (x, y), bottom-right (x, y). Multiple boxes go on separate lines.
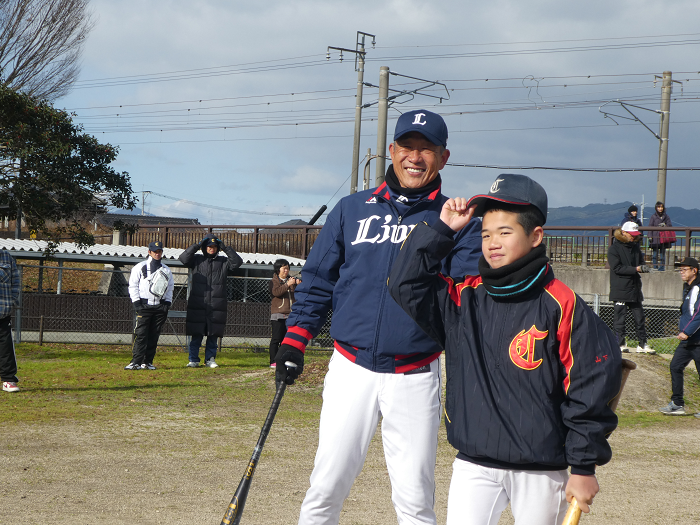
top-left (284, 361), bottom-right (298, 368)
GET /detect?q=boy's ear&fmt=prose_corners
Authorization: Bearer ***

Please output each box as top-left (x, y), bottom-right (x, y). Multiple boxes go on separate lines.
top-left (531, 226), bottom-right (544, 248)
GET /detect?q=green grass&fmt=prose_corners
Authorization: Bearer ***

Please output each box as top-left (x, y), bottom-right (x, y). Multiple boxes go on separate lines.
top-left (1, 343), bottom-right (330, 425)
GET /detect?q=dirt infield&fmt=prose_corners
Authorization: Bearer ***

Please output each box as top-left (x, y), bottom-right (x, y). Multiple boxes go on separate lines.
top-left (2, 353), bottom-right (700, 524)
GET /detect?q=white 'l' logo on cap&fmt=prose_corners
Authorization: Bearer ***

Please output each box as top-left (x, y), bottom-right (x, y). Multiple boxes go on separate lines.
top-left (412, 113), bottom-right (427, 126)
top-left (490, 178), bottom-right (504, 193)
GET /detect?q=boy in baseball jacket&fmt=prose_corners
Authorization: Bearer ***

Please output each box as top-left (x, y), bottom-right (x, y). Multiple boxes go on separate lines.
top-left (388, 174), bottom-right (621, 524)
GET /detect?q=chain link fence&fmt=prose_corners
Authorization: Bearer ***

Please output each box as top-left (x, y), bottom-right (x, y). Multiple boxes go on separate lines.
top-left (12, 263), bottom-right (333, 351)
top-left (12, 263), bottom-right (683, 354)
top-left (579, 293), bottom-right (681, 354)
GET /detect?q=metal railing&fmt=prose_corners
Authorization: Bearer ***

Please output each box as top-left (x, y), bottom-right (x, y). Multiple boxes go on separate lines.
top-left (125, 224), bottom-right (323, 260)
top-left (125, 225), bottom-right (700, 266)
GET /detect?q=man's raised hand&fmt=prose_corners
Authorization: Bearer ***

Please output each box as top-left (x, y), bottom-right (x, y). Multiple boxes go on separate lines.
top-left (440, 198), bottom-right (476, 232)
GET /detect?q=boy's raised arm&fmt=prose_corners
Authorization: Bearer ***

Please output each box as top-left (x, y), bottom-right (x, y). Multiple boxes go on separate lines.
top-left (388, 220), bottom-right (462, 348)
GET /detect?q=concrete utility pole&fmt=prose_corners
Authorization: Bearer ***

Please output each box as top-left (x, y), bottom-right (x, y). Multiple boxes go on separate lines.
top-left (375, 66), bottom-right (390, 186)
top-left (327, 31), bottom-right (375, 194)
top-left (656, 71), bottom-right (672, 204)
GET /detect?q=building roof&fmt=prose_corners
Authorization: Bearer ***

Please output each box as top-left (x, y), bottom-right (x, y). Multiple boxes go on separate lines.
top-left (0, 238), bottom-right (304, 268)
top-left (97, 213), bottom-right (201, 227)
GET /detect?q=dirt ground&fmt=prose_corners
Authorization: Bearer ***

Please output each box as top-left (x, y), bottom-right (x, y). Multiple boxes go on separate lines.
top-left (2, 354), bottom-right (699, 525)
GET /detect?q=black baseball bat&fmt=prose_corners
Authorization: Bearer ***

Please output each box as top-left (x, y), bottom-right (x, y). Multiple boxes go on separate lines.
top-left (220, 363), bottom-right (295, 525)
top-left (308, 205), bottom-right (327, 226)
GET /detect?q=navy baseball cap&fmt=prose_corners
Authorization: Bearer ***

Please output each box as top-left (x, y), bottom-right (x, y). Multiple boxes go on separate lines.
top-left (148, 241), bottom-right (163, 251)
top-left (204, 237), bottom-right (220, 247)
top-left (467, 174), bottom-right (548, 224)
top-left (394, 109), bottom-right (448, 147)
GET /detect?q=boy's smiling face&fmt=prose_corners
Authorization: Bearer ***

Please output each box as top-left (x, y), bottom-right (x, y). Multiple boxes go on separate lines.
top-left (481, 209), bottom-right (544, 269)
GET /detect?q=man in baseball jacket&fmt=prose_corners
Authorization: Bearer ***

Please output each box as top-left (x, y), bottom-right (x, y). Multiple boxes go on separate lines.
top-left (126, 241), bottom-right (174, 370)
top-left (276, 110), bottom-right (482, 525)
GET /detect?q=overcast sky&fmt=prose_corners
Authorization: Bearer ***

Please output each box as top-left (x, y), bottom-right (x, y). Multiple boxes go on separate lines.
top-left (57, 0), bottom-right (700, 225)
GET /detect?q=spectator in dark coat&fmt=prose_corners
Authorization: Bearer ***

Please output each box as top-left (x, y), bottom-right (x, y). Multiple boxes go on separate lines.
top-left (620, 205), bottom-right (642, 228)
top-left (648, 201), bottom-right (673, 271)
top-left (608, 222), bottom-right (654, 354)
top-left (179, 234), bottom-right (243, 368)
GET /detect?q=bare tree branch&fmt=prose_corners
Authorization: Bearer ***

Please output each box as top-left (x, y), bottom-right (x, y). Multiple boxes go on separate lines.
top-left (0, 0), bottom-right (94, 101)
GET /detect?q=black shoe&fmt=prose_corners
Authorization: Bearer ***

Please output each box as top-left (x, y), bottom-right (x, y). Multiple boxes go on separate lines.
top-left (142, 363), bottom-right (156, 370)
top-left (124, 362), bottom-right (141, 370)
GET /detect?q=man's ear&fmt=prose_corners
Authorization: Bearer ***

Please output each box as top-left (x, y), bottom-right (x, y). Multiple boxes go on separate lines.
top-left (531, 226), bottom-right (544, 248)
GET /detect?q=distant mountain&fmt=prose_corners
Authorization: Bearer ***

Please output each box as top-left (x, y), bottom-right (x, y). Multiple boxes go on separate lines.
top-left (547, 202), bottom-right (700, 229)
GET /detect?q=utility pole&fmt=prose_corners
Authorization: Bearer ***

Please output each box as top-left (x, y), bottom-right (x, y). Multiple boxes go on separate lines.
top-left (375, 66), bottom-right (390, 186)
top-left (141, 190), bottom-right (151, 215)
top-left (327, 31), bottom-right (375, 194)
top-left (656, 71), bottom-right (672, 204)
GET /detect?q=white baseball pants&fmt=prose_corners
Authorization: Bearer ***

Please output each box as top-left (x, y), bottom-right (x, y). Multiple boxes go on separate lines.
top-left (446, 459), bottom-right (569, 525)
top-left (298, 350), bottom-right (441, 525)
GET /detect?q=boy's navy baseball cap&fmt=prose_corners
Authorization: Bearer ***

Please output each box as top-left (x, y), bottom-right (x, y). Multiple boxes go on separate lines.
top-left (148, 241), bottom-right (163, 251)
top-left (467, 174), bottom-right (548, 224)
top-left (394, 109), bottom-right (448, 147)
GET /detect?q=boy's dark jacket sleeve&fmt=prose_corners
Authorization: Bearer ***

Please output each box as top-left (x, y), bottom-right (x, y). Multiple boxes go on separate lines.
top-left (388, 221), bottom-right (456, 348)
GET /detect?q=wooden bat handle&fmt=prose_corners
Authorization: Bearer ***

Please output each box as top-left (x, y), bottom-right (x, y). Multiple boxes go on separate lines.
top-left (562, 497), bottom-right (582, 525)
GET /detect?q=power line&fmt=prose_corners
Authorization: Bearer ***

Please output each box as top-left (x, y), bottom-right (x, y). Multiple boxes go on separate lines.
top-left (374, 32), bottom-right (700, 49)
top-left (446, 162), bottom-right (700, 172)
top-left (368, 39), bottom-right (700, 64)
top-left (146, 191), bottom-right (313, 217)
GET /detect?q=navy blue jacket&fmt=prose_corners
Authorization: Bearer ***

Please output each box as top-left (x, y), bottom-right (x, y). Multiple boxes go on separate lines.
top-left (284, 181), bottom-right (482, 373)
top-left (388, 222), bottom-right (621, 475)
top-left (680, 276), bottom-right (700, 344)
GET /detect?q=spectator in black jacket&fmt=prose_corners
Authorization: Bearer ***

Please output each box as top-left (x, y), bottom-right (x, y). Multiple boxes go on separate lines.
top-left (607, 222), bottom-right (654, 354)
top-left (179, 235), bottom-right (243, 368)
top-left (620, 205), bottom-right (642, 228)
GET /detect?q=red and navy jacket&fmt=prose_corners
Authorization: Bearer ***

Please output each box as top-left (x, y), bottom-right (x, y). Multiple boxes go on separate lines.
top-left (388, 222), bottom-right (622, 475)
top-left (284, 181), bottom-right (482, 373)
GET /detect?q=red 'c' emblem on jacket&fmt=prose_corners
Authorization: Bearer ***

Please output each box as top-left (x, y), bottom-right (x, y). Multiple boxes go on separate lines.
top-left (509, 325), bottom-right (549, 370)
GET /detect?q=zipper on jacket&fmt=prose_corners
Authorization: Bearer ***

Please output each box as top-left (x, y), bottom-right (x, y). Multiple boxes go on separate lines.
top-left (371, 193), bottom-right (436, 369)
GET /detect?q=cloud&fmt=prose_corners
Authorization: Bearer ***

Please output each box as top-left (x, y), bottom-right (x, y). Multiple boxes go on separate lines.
top-left (56, 0), bottom-right (700, 221)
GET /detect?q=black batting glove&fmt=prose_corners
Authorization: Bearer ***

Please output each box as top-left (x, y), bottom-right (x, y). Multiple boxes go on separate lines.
top-left (132, 301), bottom-right (143, 312)
top-left (275, 344), bottom-right (304, 385)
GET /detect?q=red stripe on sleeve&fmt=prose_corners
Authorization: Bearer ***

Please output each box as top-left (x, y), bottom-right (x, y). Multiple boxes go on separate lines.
top-left (544, 279), bottom-right (576, 393)
top-left (287, 326), bottom-right (313, 342)
top-left (282, 337), bottom-right (307, 353)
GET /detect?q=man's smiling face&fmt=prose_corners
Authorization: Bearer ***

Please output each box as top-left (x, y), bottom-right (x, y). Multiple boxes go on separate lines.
top-left (389, 132), bottom-right (450, 189)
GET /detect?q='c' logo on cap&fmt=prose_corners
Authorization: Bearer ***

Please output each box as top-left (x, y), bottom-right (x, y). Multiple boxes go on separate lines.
top-left (411, 113), bottom-right (427, 126)
top-left (490, 178), bottom-right (504, 194)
